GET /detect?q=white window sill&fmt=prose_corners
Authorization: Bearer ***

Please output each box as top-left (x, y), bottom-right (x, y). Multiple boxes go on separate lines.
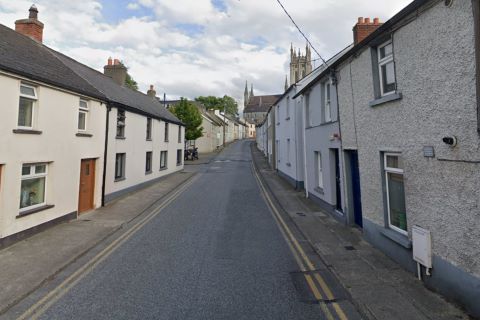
top-left (76, 132), bottom-right (93, 137)
top-left (380, 227), bottom-right (411, 249)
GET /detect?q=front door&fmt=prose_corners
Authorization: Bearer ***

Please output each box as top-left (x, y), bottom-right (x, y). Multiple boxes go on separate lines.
top-left (334, 149), bottom-right (342, 212)
top-left (349, 151), bottom-right (363, 227)
top-left (78, 159), bottom-right (95, 214)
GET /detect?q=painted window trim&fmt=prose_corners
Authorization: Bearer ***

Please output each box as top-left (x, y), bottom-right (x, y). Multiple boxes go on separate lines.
top-left (160, 150), bottom-right (168, 170)
top-left (146, 118), bottom-right (152, 141)
top-left (18, 84), bottom-right (37, 130)
top-left (377, 40), bottom-right (397, 97)
top-left (145, 151), bottom-right (153, 174)
top-left (384, 152), bottom-right (408, 236)
top-left (19, 163), bottom-right (48, 213)
top-left (78, 99), bottom-right (89, 132)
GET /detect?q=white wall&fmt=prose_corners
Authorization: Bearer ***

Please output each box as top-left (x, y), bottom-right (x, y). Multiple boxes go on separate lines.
top-left (0, 73), bottom-right (105, 238)
top-left (105, 109), bottom-right (184, 201)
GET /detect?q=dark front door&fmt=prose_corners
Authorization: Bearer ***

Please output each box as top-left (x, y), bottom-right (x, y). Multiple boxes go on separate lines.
top-left (334, 149), bottom-right (342, 212)
top-left (78, 159), bottom-right (95, 214)
top-left (350, 151), bottom-right (363, 227)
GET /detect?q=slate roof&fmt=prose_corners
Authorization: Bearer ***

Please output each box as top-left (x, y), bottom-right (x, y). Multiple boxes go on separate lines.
top-left (243, 94), bottom-right (282, 114)
top-left (0, 24), bottom-right (182, 125)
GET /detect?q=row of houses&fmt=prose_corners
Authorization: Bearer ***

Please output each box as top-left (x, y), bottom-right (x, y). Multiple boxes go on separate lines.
top-left (257, 0), bottom-right (480, 317)
top-left (0, 6), bottom-right (185, 247)
top-left (161, 99), bottom-right (252, 153)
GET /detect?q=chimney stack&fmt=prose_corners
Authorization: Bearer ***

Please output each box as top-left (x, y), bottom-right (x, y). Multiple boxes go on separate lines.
top-left (15, 5), bottom-right (44, 43)
top-left (353, 17), bottom-right (382, 45)
top-left (147, 85), bottom-right (157, 98)
top-left (104, 58), bottom-right (127, 86)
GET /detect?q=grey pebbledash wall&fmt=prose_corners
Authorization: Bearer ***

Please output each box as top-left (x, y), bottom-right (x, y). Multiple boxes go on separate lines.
top-left (336, 0), bottom-right (480, 316)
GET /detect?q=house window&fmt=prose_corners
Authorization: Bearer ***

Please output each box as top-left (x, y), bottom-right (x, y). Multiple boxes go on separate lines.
top-left (378, 41), bottom-right (396, 96)
top-left (78, 99), bottom-right (88, 131)
top-left (165, 123), bottom-right (169, 142)
top-left (176, 149), bottom-right (182, 166)
top-left (314, 151), bottom-right (323, 189)
top-left (116, 110), bottom-right (126, 138)
top-left (178, 126), bottom-right (182, 143)
top-left (305, 93), bottom-right (312, 127)
top-left (146, 118), bottom-right (152, 140)
top-left (18, 84), bottom-right (37, 128)
top-left (115, 153), bottom-right (126, 180)
top-left (286, 139), bottom-right (291, 165)
top-left (160, 151), bottom-right (168, 170)
top-left (20, 163), bottom-right (47, 211)
top-left (384, 153), bottom-right (407, 234)
top-left (276, 105), bottom-right (280, 125)
top-left (323, 81), bottom-right (331, 123)
top-left (286, 97), bottom-right (290, 119)
top-left (145, 151), bottom-right (152, 173)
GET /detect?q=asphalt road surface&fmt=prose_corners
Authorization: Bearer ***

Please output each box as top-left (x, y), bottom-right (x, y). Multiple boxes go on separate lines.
top-left (38, 141), bottom-right (325, 319)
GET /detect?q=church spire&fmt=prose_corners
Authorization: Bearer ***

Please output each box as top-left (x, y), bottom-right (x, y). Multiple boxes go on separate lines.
top-left (284, 75), bottom-right (288, 91)
top-left (250, 84), bottom-right (254, 99)
top-left (244, 80), bottom-right (249, 107)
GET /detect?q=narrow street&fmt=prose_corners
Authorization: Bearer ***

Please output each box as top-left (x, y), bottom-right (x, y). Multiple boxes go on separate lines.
top-left (25, 141), bottom-right (336, 319)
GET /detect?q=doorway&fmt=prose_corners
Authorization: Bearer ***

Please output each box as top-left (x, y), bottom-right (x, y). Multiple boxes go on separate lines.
top-left (346, 150), bottom-right (363, 227)
top-left (333, 149), bottom-right (342, 212)
top-left (78, 159), bottom-right (95, 214)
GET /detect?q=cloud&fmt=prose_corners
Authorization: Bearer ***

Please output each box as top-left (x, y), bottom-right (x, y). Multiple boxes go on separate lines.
top-left (0, 0), bottom-right (412, 111)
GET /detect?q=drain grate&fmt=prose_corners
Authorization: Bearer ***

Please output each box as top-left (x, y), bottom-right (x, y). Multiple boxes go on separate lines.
top-left (296, 212), bottom-right (306, 217)
top-left (344, 245), bottom-right (356, 251)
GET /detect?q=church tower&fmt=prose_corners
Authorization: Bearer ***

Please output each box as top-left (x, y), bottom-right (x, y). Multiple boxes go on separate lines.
top-left (244, 81), bottom-right (249, 107)
top-left (289, 43), bottom-right (312, 85)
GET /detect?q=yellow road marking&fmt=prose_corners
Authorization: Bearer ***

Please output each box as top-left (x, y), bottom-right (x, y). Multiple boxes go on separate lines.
top-left (252, 162), bottom-right (350, 320)
top-left (17, 174), bottom-right (199, 320)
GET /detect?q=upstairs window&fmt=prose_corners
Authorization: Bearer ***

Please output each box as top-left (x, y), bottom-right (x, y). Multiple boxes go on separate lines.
top-left (378, 41), bottom-right (396, 96)
top-left (164, 123), bottom-right (169, 142)
top-left (78, 99), bottom-right (88, 131)
top-left (20, 163), bottom-right (47, 211)
top-left (286, 97), bottom-right (290, 120)
top-left (323, 81), bottom-right (332, 123)
top-left (146, 118), bottom-right (152, 140)
top-left (178, 126), bottom-right (182, 143)
top-left (18, 84), bottom-right (37, 129)
top-left (116, 110), bottom-right (126, 138)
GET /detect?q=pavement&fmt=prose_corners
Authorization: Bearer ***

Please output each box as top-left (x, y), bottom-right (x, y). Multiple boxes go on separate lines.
top-left (250, 142), bottom-right (472, 320)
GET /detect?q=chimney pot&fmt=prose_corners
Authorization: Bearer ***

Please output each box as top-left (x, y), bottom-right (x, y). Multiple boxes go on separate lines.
top-left (358, 17), bottom-right (364, 24)
top-left (113, 59), bottom-right (120, 65)
top-left (108, 57), bottom-right (113, 66)
top-left (150, 85), bottom-right (154, 90)
top-left (15, 5), bottom-right (44, 43)
top-left (374, 17), bottom-right (380, 24)
top-left (365, 17), bottom-right (371, 24)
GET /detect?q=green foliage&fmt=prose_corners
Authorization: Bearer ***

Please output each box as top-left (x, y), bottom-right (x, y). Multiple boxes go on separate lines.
top-left (124, 72), bottom-right (138, 90)
top-left (169, 98), bottom-right (203, 141)
top-left (195, 95), bottom-right (238, 116)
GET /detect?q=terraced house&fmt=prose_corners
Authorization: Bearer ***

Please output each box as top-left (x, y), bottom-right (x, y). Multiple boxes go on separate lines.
top-left (0, 6), bottom-right (184, 247)
top-left (258, 0), bottom-right (480, 316)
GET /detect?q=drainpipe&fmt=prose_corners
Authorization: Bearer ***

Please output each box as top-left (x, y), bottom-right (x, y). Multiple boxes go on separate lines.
top-left (302, 95), bottom-right (309, 198)
top-left (101, 103), bottom-right (112, 207)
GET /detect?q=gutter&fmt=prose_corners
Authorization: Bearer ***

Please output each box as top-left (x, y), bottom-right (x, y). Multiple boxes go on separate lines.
top-left (101, 103), bottom-right (112, 207)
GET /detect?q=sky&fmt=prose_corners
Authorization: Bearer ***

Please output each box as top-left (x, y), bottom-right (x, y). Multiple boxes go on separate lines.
top-left (0, 0), bottom-right (412, 111)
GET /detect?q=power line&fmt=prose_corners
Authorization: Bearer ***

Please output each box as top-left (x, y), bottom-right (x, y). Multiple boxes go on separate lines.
top-left (275, 0), bottom-right (328, 67)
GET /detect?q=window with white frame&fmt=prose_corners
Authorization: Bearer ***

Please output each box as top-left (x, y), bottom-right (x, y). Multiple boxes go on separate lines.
top-left (115, 153), bottom-right (126, 180)
top-left (384, 153), bottom-right (407, 234)
top-left (18, 84), bottom-right (37, 128)
top-left (78, 99), bottom-right (88, 131)
top-left (323, 81), bottom-right (332, 123)
top-left (314, 151), bottom-right (323, 189)
top-left (20, 163), bottom-right (47, 211)
top-left (165, 123), bottom-right (169, 142)
top-left (378, 40), bottom-right (396, 96)
top-left (178, 126), bottom-right (182, 143)
top-left (160, 151), bottom-right (168, 170)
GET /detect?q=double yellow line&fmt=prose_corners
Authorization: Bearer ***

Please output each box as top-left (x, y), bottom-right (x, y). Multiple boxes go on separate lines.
top-left (251, 163), bottom-right (348, 320)
top-left (17, 174), bottom-right (199, 320)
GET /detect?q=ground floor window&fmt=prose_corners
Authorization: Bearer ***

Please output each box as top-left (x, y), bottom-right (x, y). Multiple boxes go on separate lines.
top-left (384, 153), bottom-right (407, 234)
top-left (115, 153), bottom-right (126, 180)
top-left (160, 151), bottom-right (168, 170)
top-left (176, 149), bottom-right (182, 166)
top-left (146, 151), bottom-right (152, 173)
top-left (20, 163), bottom-right (47, 211)
top-left (314, 151), bottom-right (323, 189)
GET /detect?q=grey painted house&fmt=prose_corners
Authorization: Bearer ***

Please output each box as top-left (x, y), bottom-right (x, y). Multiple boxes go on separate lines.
top-left (308, 0), bottom-right (478, 316)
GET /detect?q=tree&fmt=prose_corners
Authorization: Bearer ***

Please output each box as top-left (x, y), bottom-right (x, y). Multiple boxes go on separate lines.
top-left (195, 95), bottom-right (238, 116)
top-left (125, 72), bottom-right (138, 90)
top-left (169, 98), bottom-right (203, 142)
